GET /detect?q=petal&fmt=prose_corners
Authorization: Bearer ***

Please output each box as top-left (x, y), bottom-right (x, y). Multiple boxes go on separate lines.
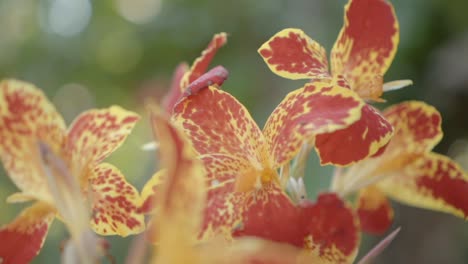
top-left (379, 152), bottom-right (468, 220)
top-left (172, 86), bottom-right (266, 166)
top-left (0, 202), bottom-right (55, 264)
top-left (356, 185), bottom-right (394, 235)
top-left (258, 28), bottom-right (330, 80)
top-left (231, 183), bottom-right (305, 246)
top-left (331, 0), bottom-right (399, 101)
top-left (300, 193), bottom-right (360, 264)
top-left (89, 163), bottom-right (145, 236)
top-left (0, 80), bottom-right (66, 202)
top-left (66, 106), bottom-right (139, 175)
top-left (263, 77), bottom-right (364, 167)
top-left (383, 101), bottom-right (443, 153)
top-left (315, 104), bottom-right (393, 166)
top-left (181, 32), bottom-right (228, 88)
top-left (149, 107), bottom-right (206, 255)
top-left (162, 62), bottom-right (189, 113)
top-left (139, 170), bottom-right (165, 214)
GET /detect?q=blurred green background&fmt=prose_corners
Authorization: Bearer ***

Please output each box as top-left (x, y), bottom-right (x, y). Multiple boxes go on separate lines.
top-left (0, 0), bottom-right (467, 263)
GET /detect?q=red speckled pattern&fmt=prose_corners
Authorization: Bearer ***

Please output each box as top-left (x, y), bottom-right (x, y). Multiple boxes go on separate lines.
top-left (263, 78), bottom-right (364, 168)
top-left (331, 0), bottom-right (399, 100)
top-left (66, 106), bottom-right (139, 175)
top-left (89, 163), bottom-right (145, 236)
top-left (258, 28), bottom-right (329, 80)
top-left (383, 101), bottom-right (443, 154)
top-left (379, 153), bottom-right (468, 220)
top-left (315, 104), bottom-right (393, 166)
top-left (173, 86), bottom-right (267, 165)
top-left (0, 80), bottom-right (66, 202)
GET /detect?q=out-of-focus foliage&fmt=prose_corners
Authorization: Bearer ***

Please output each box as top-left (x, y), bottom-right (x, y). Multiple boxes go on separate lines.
top-left (0, 0), bottom-right (467, 263)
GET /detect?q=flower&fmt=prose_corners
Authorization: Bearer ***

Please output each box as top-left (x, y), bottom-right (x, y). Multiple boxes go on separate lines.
top-left (153, 84), bottom-right (363, 263)
top-left (258, 0), bottom-right (409, 166)
top-left (0, 80), bottom-right (144, 263)
top-left (145, 106), bottom-right (356, 264)
top-left (331, 101), bottom-right (468, 234)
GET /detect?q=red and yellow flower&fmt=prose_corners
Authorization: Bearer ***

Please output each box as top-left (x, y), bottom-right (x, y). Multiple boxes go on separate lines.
top-left (139, 82), bottom-right (364, 263)
top-left (331, 101), bottom-right (468, 234)
top-left (146, 107), bottom-right (355, 264)
top-left (258, 0), bottom-right (409, 166)
top-left (0, 80), bottom-right (144, 263)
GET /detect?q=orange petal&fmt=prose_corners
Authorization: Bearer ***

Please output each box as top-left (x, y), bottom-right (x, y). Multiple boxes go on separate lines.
top-left (0, 79), bottom-right (66, 202)
top-left (258, 28), bottom-right (330, 80)
top-left (383, 101), bottom-right (443, 153)
top-left (88, 163), bottom-right (145, 237)
top-left (172, 86), bottom-right (266, 165)
top-left (66, 106), bottom-right (139, 175)
top-left (162, 63), bottom-right (189, 113)
top-left (139, 170), bottom-right (165, 214)
top-left (379, 152), bottom-right (468, 220)
top-left (181, 32), bottom-right (228, 88)
top-left (300, 193), bottom-right (360, 264)
top-left (315, 104), bottom-right (393, 166)
top-left (0, 202), bottom-right (55, 264)
top-left (263, 77), bottom-right (364, 167)
top-left (149, 107), bottom-right (206, 261)
top-left (356, 186), bottom-right (394, 235)
top-left (331, 0), bottom-right (399, 101)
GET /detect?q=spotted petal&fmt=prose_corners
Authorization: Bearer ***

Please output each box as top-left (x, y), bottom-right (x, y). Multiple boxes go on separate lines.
top-left (89, 163), bottom-right (144, 236)
top-left (300, 193), bottom-right (360, 264)
top-left (356, 185), bottom-right (394, 235)
top-left (0, 202), bottom-right (55, 264)
top-left (383, 101), bottom-right (443, 153)
top-left (331, 0), bottom-right (399, 101)
top-left (66, 106), bottom-right (139, 176)
top-left (172, 86), bottom-right (266, 166)
top-left (378, 152), bottom-right (468, 220)
top-left (315, 104), bottom-right (393, 166)
top-left (181, 32), bottom-right (228, 88)
top-left (263, 77), bottom-right (364, 167)
top-left (258, 28), bottom-right (329, 80)
top-left (0, 80), bottom-right (66, 203)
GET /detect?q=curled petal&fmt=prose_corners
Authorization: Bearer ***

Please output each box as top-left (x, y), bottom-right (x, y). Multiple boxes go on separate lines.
top-left (183, 66), bottom-right (229, 96)
top-left (258, 28), bottom-right (329, 80)
top-left (379, 153), bottom-right (468, 220)
top-left (0, 202), bottom-right (55, 264)
top-left (264, 78), bottom-right (364, 167)
top-left (162, 63), bottom-right (189, 113)
top-left (0, 79), bottom-right (66, 202)
top-left (173, 86), bottom-right (266, 165)
top-left (356, 186), bottom-right (394, 235)
top-left (181, 32), bottom-right (228, 88)
top-left (300, 193), bottom-right (360, 264)
top-left (331, 0), bottom-right (399, 101)
top-left (383, 101), bottom-right (443, 153)
top-left (315, 104), bottom-right (393, 166)
top-left (139, 170), bottom-right (165, 214)
top-left (67, 106), bottom-right (139, 175)
top-left (89, 163), bottom-right (145, 237)
top-left (149, 107), bottom-right (206, 261)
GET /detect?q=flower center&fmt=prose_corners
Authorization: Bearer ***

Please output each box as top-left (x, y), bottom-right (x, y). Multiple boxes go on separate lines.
top-left (235, 167), bottom-right (278, 192)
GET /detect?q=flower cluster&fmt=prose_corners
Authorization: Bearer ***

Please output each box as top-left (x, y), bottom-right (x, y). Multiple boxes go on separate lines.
top-left (0, 0), bottom-right (467, 263)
